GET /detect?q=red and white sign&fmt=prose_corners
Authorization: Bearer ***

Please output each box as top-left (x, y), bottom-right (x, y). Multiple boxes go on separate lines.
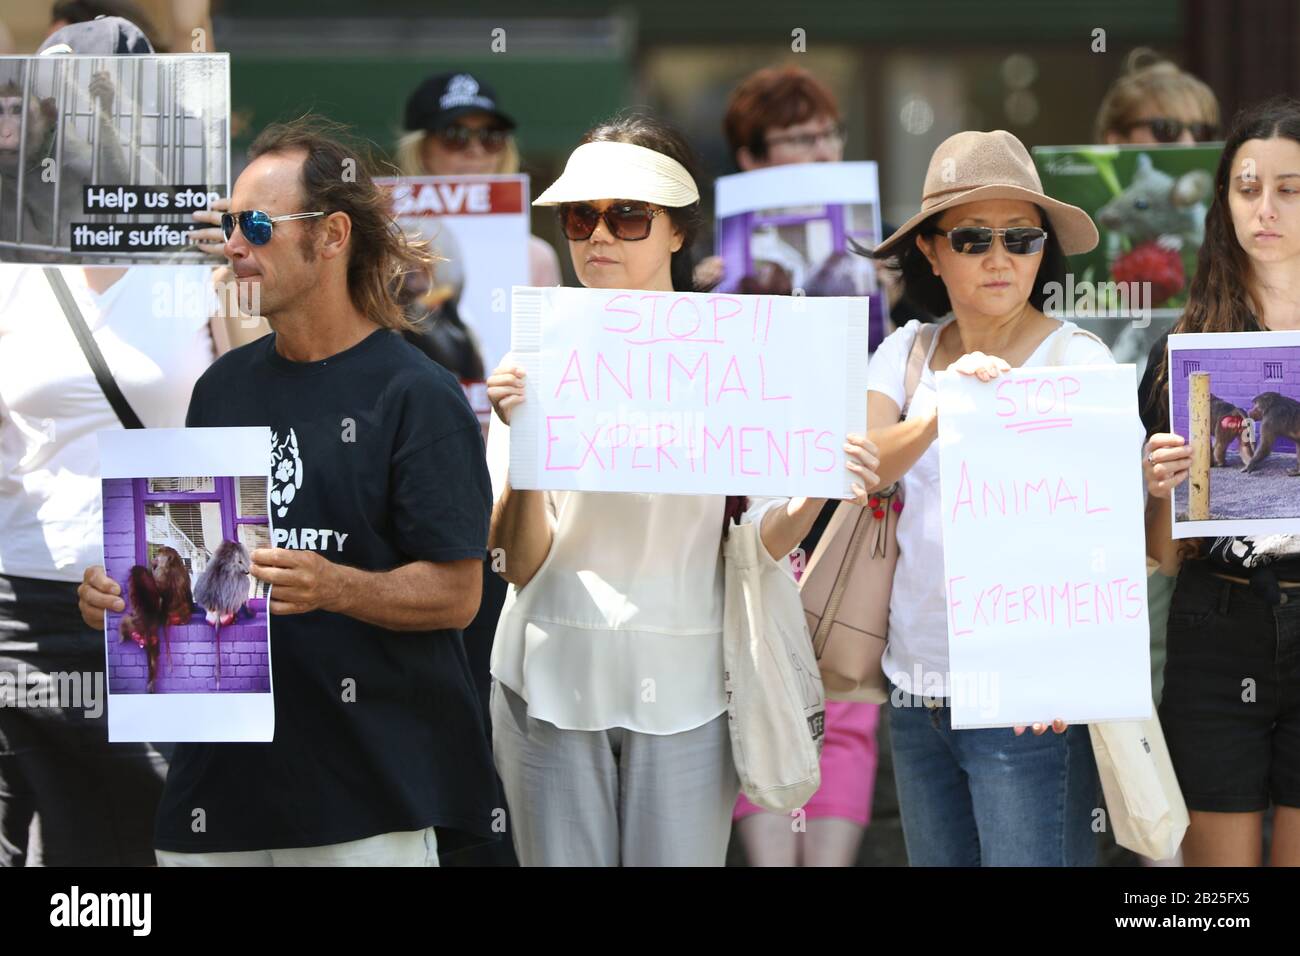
top-left (379, 174), bottom-right (531, 375)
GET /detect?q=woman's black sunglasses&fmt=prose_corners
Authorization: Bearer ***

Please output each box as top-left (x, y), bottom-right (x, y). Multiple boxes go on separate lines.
top-left (558, 201), bottom-right (666, 241)
top-left (436, 125), bottom-right (509, 153)
top-left (221, 210), bottom-right (325, 245)
top-left (930, 225), bottom-right (1048, 256)
top-left (1128, 118), bottom-right (1219, 143)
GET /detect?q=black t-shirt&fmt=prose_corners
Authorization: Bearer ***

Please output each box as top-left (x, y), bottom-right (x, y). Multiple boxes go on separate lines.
top-left (155, 329), bottom-right (497, 853)
top-left (1138, 331), bottom-right (1300, 577)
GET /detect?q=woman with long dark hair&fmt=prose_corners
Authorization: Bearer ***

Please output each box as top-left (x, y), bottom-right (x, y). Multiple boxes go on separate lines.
top-left (1141, 96), bottom-right (1300, 867)
top-left (483, 113), bottom-right (880, 866)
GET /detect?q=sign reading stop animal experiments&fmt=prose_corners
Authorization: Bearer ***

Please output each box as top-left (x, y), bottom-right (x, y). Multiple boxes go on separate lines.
top-left (936, 365), bottom-right (1150, 729)
top-left (507, 285), bottom-right (868, 496)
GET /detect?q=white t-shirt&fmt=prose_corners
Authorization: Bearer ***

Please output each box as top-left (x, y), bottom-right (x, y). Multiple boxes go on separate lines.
top-left (0, 265), bottom-right (215, 581)
top-left (485, 416), bottom-right (784, 734)
top-left (867, 316), bottom-right (1115, 697)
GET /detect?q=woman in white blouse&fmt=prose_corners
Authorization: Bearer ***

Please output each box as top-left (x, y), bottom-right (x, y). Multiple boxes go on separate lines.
top-left (484, 114), bottom-right (880, 866)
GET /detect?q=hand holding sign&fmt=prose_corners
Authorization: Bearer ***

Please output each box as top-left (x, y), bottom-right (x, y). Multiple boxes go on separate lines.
top-left (948, 350), bottom-right (1013, 383)
top-left (1014, 719), bottom-right (1069, 736)
top-left (843, 434), bottom-right (881, 505)
top-left (487, 358), bottom-right (527, 426)
top-left (189, 195), bottom-right (232, 260)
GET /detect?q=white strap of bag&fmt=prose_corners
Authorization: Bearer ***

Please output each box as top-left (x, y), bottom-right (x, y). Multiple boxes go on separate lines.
top-left (900, 322), bottom-right (940, 416)
top-left (1046, 323), bottom-right (1106, 367)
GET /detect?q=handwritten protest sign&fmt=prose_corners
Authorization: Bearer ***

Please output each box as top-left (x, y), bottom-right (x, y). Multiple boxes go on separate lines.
top-left (508, 285), bottom-right (868, 496)
top-left (936, 365), bottom-right (1150, 728)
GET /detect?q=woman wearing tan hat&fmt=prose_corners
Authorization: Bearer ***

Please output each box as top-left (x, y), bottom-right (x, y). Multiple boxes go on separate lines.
top-left (865, 129), bottom-right (1111, 866)
top-left (482, 114), bottom-right (880, 866)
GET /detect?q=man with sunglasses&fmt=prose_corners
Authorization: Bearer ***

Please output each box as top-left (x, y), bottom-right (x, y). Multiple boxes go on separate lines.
top-left (78, 117), bottom-right (499, 866)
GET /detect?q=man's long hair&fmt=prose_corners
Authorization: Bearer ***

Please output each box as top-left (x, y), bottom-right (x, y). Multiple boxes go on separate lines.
top-left (248, 116), bottom-right (432, 332)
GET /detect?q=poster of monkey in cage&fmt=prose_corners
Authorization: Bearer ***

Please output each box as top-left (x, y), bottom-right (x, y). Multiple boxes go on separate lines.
top-left (0, 53), bottom-right (229, 264)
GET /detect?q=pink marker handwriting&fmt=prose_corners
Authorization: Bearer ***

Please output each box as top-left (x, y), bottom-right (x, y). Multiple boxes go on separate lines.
top-left (994, 374), bottom-right (1081, 433)
top-left (542, 415), bottom-right (836, 476)
top-left (948, 460), bottom-right (1110, 523)
top-left (947, 574), bottom-right (1143, 634)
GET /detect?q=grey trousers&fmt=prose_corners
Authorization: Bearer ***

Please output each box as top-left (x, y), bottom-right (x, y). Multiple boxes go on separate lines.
top-left (490, 681), bottom-right (740, 866)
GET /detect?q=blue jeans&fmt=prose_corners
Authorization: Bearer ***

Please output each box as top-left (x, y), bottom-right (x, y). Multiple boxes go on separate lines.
top-left (887, 686), bottom-right (1099, 866)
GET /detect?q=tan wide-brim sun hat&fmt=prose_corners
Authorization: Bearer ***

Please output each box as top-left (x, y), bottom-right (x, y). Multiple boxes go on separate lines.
top-left (876, 129), bottom-right (1099, 257)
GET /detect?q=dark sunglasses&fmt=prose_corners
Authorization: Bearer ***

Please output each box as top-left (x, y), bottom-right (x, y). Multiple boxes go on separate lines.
top-left (221, 210), bottom-right (325, 246)
top-left (436, 125), bottom-right (509, 153)
top-left (558, 201), bottom-right (666, 241)
top-left (930, 225), bottom-right (1048, 256)
top-left (1129, 117), bottom-right (1218, 143)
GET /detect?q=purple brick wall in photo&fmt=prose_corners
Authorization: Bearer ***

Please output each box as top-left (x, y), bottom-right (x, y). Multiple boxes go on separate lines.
top-left (1170, 345), bottom-right (1300, 455)
top-left (101, 477), bottom-right (271, 695)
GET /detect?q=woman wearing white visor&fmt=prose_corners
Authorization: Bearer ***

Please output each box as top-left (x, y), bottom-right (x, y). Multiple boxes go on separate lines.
top-left (484, 114), bottom-right (881, 866)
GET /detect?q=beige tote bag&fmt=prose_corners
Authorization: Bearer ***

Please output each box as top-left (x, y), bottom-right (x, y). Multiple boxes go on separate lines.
top-left (723, 516), bottom-right (826, 813)
top-left (1089, 708), bottom-right (1189, 860)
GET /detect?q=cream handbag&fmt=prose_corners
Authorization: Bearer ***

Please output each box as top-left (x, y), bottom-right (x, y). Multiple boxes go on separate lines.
top-left (1088, 564), bottom-right (1189, 860)
top-left (1089, 708), bottom-right (1189, 860)
top-left (722, 514), bottom-right (826, 813)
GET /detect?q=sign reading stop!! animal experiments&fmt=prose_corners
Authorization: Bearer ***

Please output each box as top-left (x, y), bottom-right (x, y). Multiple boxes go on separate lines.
top-left (506, 285), bottom-right (868, 497)
top-left (936, 365), bottom-right (1151, 728)
top-left (1168, 330), bottom-right (1300, 538)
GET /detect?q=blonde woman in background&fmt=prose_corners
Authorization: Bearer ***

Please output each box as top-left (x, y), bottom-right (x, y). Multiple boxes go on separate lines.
top-left (397, 70), bottom-right (561, 287)
top-left (1096, 47), bottom-right (1221, 145)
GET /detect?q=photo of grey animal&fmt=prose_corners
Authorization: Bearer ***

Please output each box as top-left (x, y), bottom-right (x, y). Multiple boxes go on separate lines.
top-left (1244, 392), bottom-right (1300, 476)
top-left (193, 540), bottom-right (252, 688)
top-left (1094, 152), bottom-right (1213, 251)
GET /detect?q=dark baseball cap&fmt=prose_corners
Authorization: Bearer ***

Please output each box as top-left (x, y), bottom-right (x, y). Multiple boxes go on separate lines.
top-left (39, 15), bottom-right (154, 55)
top-left (404, 71), bottom-right (516, 133)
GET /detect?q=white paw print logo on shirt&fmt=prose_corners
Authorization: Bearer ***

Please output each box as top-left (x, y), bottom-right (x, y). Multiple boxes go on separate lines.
top-left (269, 428), bottom-right (303, 518)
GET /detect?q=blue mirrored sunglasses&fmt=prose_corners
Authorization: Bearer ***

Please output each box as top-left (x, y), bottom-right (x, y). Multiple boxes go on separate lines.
top-left (221, 210), bottom-right (326, 245)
